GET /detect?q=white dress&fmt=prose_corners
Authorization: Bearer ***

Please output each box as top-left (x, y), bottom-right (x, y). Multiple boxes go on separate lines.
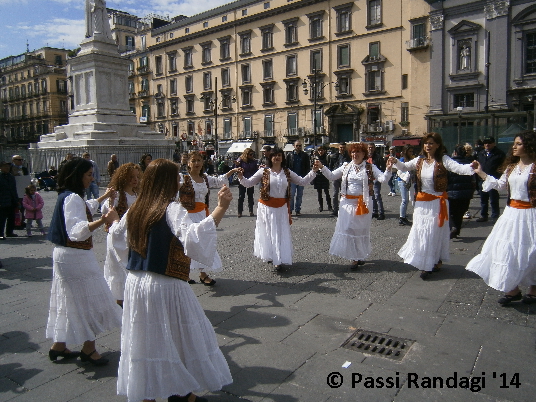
top-left (179, 174), bottom-right (228, 273)
top-left (240, 168), bottom-right (316, 266)
top-left (395, 156), bottom-right (474, 271)
top-left (101, 192), bottom-right (137, 300)
top-left (110, 203), bottom-right (232, 402)
top-left (321, 161), bottom-right (391, 261)
top-left (466, 164), bottom-right (536, 291)
top-left (46, 194), bottom-right (122, 345)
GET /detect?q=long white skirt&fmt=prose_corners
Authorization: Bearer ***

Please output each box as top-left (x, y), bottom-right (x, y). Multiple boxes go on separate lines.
top-left (104, 233), bottom-right (127, 300)
top-left (329, 196), bottom-right (372, 261)
top-left (466, 206), bottom-right (536, 292)
top-left (118, 271), bottom-right (232, 402)
top-left (398, 199), bottom-right (450, 271)
top-left (46, 246), bottom-right (122, 345)
top-left (188, 210), bottom-right (223, 273)
top-left (253, 202), bottom-right (293, 266)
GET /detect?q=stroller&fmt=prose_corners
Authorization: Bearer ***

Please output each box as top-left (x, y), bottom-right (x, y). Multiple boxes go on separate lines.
top-left (34, 171), bottom-right (56, 191)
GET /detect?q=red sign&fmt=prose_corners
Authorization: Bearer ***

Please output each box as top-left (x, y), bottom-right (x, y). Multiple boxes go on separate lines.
top-left (192, 139), bottom-right (198, 146)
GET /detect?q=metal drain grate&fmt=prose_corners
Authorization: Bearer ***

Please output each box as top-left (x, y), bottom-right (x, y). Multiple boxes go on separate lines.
top-left (342, 330), bottom-right (414, 361)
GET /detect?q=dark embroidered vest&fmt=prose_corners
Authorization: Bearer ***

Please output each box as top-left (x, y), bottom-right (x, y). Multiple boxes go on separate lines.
top-left (343, 162), bottom-right (374, 194)
top-left (505, 163), bottom-right (536, 207)
top-left (48, 191), bottom-right (93, 250)
top-left (126, 213), bottom-right (191, 281)
top-left (260, 168), bottom-right (292, 201)
top-left (179, 174), bottom-right (210, 210)
top-left (415, 157), bottom-right (448, 194)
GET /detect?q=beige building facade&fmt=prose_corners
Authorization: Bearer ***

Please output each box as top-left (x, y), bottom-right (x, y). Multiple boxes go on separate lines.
top-left (118, 0), bottom-right (431, 153)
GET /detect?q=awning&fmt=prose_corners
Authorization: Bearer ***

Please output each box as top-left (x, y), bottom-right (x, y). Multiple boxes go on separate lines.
top-left (226, 141), bottom-right (253, 154)
top-left (283, 143), bottom-right (295, 152)
top-left (392, 138), bottom-right (422, 146)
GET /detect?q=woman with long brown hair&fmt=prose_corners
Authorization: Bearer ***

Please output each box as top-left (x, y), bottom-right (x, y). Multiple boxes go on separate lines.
top-left (102, 162), bottom-right (142, 306)
top-left (110, 158), bottom-right (233, 402)
top-left (179, 151), bottom-right (238, 285)
top-left (467, 131), bottom-right (536, 305)
top-left (390, 133), bottom-right (477, 279)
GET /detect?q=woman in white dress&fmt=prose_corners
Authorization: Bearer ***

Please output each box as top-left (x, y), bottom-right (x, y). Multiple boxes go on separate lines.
top-left (109, 159), bottom-right (233, 402)
top-left (467, 131), bottom-right (536, 305)
top-left (102, 162), bottom-right (141, 307)
top-left (179, 151), bottom-right (238, 285)
top-left (46, 157), bottom-right (122, 365)
top-left (237, 147), bottom-right (317, 270)
top-left (390, 133), bottom-right (476, 279)
top-left (315, 142), bottom-right (393, 268)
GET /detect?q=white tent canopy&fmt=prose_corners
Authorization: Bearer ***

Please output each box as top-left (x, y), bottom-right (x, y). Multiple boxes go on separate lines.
top-left (283, 143), bottom-right (295, 152)
top-left (226, 141), bottom-right (253, 154)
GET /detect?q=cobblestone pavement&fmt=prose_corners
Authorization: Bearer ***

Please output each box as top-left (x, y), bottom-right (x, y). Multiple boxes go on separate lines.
top-left (1, 183), bottom-right (535, 401)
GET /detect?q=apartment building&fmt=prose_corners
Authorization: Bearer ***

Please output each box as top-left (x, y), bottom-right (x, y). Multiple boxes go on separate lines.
top-left (0, 47), bottom-right (70, 145)
top-left (118, 0), bottom-right (432, 152)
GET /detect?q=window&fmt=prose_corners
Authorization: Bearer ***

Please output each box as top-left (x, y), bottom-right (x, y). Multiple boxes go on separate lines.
top-left (366, 69), bottom-right (382, 92)
top-left (187, 120), bottom-right (194, 136)
top-left (369, 42), bottom-right (380, 58)
top-left (201, 42), bottom-right (212, 64)
top-left (261, 25), bottom-right (274, 51)
top-left (221, 68), bottom-right (231, 87)
top-left (262, 83), bottom-right (275, 105)
top-left (223, 117), bottom-right (232, 139)
top-left (337, 45), bottom-right (350, 68)
top-left (183, 48), bottom-right (193, 68)
top-left (285, 80), bottom-right (299, 102)
top-left (241, 87), bottom-right (252, 107)
top-left (185, 75), bottom-right (193, 93)
top-left (263, 59), bottom-right (273, 80)
top-left (307, 12), bottom-right (323, 39)
top-left (55, 55), bottom-right (63, 65)
top-left (336, 7), bottom-right (351, 33)
top-left (41, 79), bottom-right (47, 93)
top-left (128, 61), bottom-right (134, 75)
top-left (222, 15), bottom-right (227, 22)
top-left (171, 99), bottom-right (178, 115)
top-left (126, 36), bottom-right (135, 50)
top-left (401, 102), bottom-right (409, 122)
top-left (168, 53), bottom-right (177, 72)
top-left (170, 79), bottom-right (177, 95)
top-left (157, 101), bottom-right (165, 117)
top-left (264, 114), bottom-right (274, 136)
top-left (203, 21), bottom-right (208, 28)
top-left (157, 84), bottom-right (163, 95)
top-left (242, 116), bottom-right (252, 136)
top-left (312, 109), bottom-right (323, 130)
top-left (264, 2), bottom-right (270, 9)
top-left (239, 31), bottom-right (251, 55)
top-left (205, 120), bottom-right (212, 137)
top-left (57, 79), bottom-right (66, 93)
top-left (242, 9), bottom-right (248, 16)
top-left (334, 72), bottom-right (351, 96)
top-left (170, 33), bottom-right (174, 38)
top-left (155, 56), bottom-right (163, 74)
top-left (221, 91), bottom-right (233, 109)
top-left (286, 54), bottom-right (297, 76)
top-left (287, 112), bottom-right (298, 135)
top-left (401, 74), bottom-right (408, 90)
top-left (453, 93), bottom-right (475, 108)
top-left (526, 32), bottom-right (536, 74)
top-left (185, 27), bottom-right (190, 34)
top-left (311, 50), bottom-right (322, 72)
top-left (203, 72), bottom-right (212, 90)
top-left (128, 81), bottom-right (135, 95)
top-left (412, 23), bottom-right (426, 46)
top-left (219, 37), bottom-right (231, 60)
top-left (156, 37), bottom-right (161, 43)
top-left (185, 96), bottom-right (195, 114)
top-left (368, 0), bottom-right (382, 26)
top-left (283, 19), bottom-right (298, 45)
top-left (27, 83), bottom-right (32, 95)
top-left (241, 63), bottom-right (251, 84)
top-left (140, 78), bottom-right (149, 91)
top-left (203, 95), bottom-right (213, 111)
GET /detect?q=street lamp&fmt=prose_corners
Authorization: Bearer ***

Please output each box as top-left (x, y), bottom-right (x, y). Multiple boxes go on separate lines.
top-left (302, 69), bottom-right (338, 147)
top-left (456, 106), bottom-right (463, 145)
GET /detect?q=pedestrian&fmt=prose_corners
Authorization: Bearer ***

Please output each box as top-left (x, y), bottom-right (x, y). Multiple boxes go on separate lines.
top-left (139, 153), bottom-right (152, 172)
top-left (312, 146), bottom-right (332, 212)
top-left (366, 143), bottom-right (387, 220)
top-left (58, 153), bottom-right (73, 174)
top-left (475, 137), bottom-right (505, 221)
top-left (386, 146), bottom-right (398, 196)
top-left (259, 145), bottom-right (272, 167)
top-left (391, 132), bottom-right (476, 280)
top-left (107, 154), bottom-right (119, 179)
top-left (467, 131), bottom-right (536, 306)
top-left (447, 145), bottom-right (475, 239)
top-left (285, 140), bottom-right (310, 216)
top-left (109, 159), bottom-right (233, 402)
top-left (22, 184), bottom-right (46, 237)
top-left (0, 161), bottom-right (19, 239)
top-left (179, 151), bottom-right (238, 285)
top-left (46, 157), bottom-right (121, 365)
top-left (316, 143), bottom-right (393, 268)
top-left (179, 152), bottom-right (189, 174)
top-left (235, 148), bottom-right (258, 217)
top-left (101, 162), bottom-right (142, 307)
top-left (397, 145), bottom-right (416, 226)
top-left (328, 142), bottom-right (351, 217)
top-left (11, 154), bottom-right (29, 228)
top-left (82, 152), bottom-right (100, 201)
top-left (237, 147), bottom-right (317, 270)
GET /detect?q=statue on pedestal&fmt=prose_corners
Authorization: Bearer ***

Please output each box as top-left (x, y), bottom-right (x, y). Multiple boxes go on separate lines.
top-left (459, 44), bottom-right (471, 71)
top-left (85, 0), bottom-right (112, 40)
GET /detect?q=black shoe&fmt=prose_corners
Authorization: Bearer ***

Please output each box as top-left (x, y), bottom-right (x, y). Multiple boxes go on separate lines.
top-left (371, 213), bottom-right (378, 219)
top-left (450, 228), bottom-right (458, 239)
top-left (522, 294), bottom-right (536, 304)
top-left (498, 292), bottom-right (522, 306)
top-left (79, 350), bottom-right (109, 366)
top-left (399, 218), bottom-right (407, 226)
top-left (377, 214), bottom-right (385, 220)
top-left (169, 393), bottom-right (208, 402)
top-left (295, 212), bottom-right (301, 216)
top-left (6, 233), bottom-right (18, 237)
top-left (490, 215), bottom-right (499, 220)
top-left (200, 276), bottom-right (216, 286)
top-left (49, 348), bottom-right (81, 362)
top-left (187, 279), bottom-right (196, 284)
top-left (420, 271), bottom-right (431, 280)
top-left (476, 216), bottom-right (488, 222)
top-left (402, 217), bottom-right (412, 226)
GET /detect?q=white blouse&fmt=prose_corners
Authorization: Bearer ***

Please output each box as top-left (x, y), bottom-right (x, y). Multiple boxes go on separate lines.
top-left (395, 155), bottom-right (474, 196)
top-left (321, 161), bottom-right (391, 196)
top-left (483, 163), bottom-right (534, 202)
top-left (239, 168), bottom-right (316, 197)
top-left (101, 192), bottom-right (137, 215)
top-left (179, 174), bottom-right (228, 203)
top-left (63, 194), bottom-right (99, 241)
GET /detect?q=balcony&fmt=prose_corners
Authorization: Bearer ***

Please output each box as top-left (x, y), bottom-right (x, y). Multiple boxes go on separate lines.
top-left (406, 37), bottom-right (431, 51)
top-left (129, 92), bottom-right (137, 99)
top-left (137, 65), bottom-right (151, 74)
top-left (138, 90), bottom-right (150, 98)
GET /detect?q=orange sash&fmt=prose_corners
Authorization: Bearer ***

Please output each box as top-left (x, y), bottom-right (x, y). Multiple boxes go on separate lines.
top-left (188, 202), bottom-right (209, 217)
top-left (259, 197), bottom-right (292, 225)
top-left (510, 200), bottom-right (533, 209)
top-left (343, 194), bottom-right (369, 215)
top-left (416, 191), bottom-right (448, 227)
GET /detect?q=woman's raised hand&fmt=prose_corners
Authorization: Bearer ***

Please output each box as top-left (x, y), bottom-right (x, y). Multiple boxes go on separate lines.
top-left (471, 161), bottom-right (484, 177)
top-left (103, 206), bottom-right (120, 225)
top-left (217, 185), bottom-right (233, 209)
top-left (236, 167), bottom-right (244, 179)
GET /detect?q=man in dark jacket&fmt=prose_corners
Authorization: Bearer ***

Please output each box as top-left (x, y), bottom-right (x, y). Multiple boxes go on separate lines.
top-left (328, 142), bottom-right (351, 216)
top-left (0, 161), bottom-right (19, 239)
top-left (447, 146), bottom-right (475, 238)
top-left (476, 137), bottom-right (505, 222)
top-left (286, 141), bottom-right (310, 216)
top-left (367, 144), bottom-right (386, 220)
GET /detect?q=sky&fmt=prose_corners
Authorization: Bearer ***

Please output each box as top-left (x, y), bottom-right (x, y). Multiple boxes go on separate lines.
top-left (0, 0), bottom-right (232, 59)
